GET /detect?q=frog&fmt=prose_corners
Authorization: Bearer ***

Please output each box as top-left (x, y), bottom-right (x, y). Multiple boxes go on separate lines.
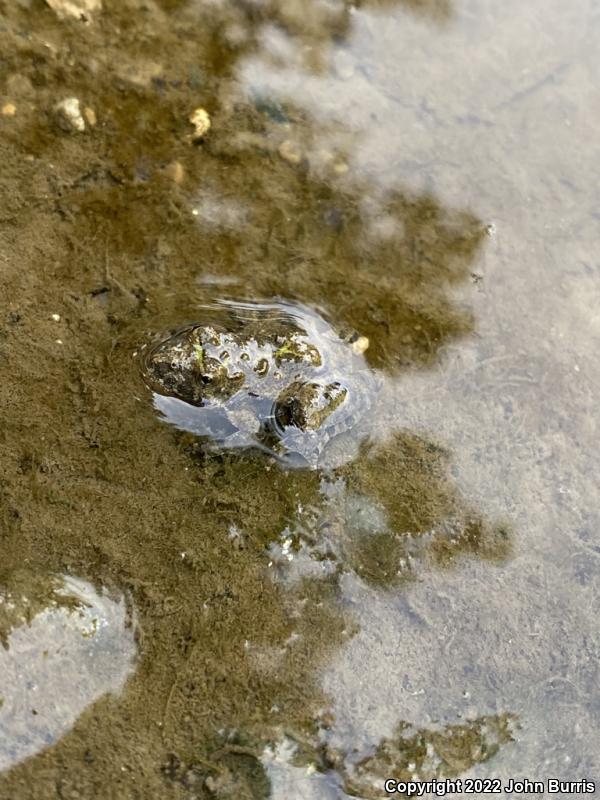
top-left (140, 300), bottom-right (376, 468)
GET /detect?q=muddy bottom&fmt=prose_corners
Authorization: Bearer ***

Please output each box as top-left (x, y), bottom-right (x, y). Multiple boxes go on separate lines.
top-left (0, 0), bottom-right (599, 798)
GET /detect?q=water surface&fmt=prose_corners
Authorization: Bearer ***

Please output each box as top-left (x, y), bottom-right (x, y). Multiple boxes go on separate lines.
top-left (0, 0), bottom-right (598, 797)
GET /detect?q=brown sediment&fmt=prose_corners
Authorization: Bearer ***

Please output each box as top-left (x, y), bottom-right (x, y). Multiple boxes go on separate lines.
top-left (0, 0), bottom-right (511, 797)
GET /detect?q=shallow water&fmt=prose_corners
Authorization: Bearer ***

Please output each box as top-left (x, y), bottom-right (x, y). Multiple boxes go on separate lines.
top-left (0, 0), bottom-right (599, 797)
top-left (0, 574), bottom-right (136, 772)
top-left (141, 298), bottom-right (377, 468)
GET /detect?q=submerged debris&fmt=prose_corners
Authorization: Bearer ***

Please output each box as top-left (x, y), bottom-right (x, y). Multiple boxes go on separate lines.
top-left (278, 139), bottom-right (304, 166)
top-left (350, 335), bottom-right (369, 355)
top-left (45, 0), bottom-right (102, 22)
top-left (54, 97), bottom-right (86, 132)
top-left (83, 106), bottom-right (97, 127)
top-left (189, 107), bottom-right (211, 141)
top-left (166, 160), bottom-right (185, 184)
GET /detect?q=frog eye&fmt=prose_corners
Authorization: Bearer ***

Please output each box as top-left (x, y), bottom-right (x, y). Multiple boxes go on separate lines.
top-left (200, 375), bottom-right (212, 384)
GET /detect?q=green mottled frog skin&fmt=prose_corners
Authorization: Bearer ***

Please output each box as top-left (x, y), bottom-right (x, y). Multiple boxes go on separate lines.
top-left (141, 300), bottom-right (375, 467)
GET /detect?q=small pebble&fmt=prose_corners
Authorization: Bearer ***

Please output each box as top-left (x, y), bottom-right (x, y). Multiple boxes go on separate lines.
top-left (51, 313), bottom-right (61, 322)
top-left (332, 160), bottom-right (349, 175)
top-left (351, 336), bottom-right (369, 355)
top-left (54, 97), bottom-right (86, 132)
top-left (189, 107), bottom-right (211, 141)
top-left (83, 106), bottom-right (96, 126)
top-left (278, 139), bottom-right (303, 166)
top-left (166, 160), bottom-right (185, 184)
top-left (1, 103), bottom-right (16, 117)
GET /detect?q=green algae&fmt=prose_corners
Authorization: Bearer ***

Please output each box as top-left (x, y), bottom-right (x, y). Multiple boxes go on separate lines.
top-left (342, 714), bottom-right (517, 797)
top-left (193, 344), bottom-right (205, 371)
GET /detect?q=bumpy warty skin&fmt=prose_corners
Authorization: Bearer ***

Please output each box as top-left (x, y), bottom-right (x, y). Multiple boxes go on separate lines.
top-left (141, 300), bottom-right (378, 467)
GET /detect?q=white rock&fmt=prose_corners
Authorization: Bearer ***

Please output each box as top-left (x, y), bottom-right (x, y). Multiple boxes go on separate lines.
top-left (351, 335), bottom-right (369, 355)
top-left (54, 97), bottom-right (85, 132)
top-left (189, 107), bottom-right (211, 141)
top-left (278, 139), bottom-right (303, 166)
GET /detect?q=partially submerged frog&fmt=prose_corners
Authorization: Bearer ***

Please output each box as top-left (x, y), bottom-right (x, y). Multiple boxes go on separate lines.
top-left (140, 300), bottom-right (376, 467)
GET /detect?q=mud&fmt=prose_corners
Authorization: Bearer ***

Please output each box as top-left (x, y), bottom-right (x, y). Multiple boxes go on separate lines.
top-left (1, 0), bottom-right (599, 798)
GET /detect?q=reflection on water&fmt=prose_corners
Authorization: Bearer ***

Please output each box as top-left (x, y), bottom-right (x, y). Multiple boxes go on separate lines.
top-left (267, 433), bottom-right (511, 590)
top-left (0, 573), bottom-right (136, 772)
top-left (193, 173), bottom-right (486, 373)
top-left (340, 714), bottom-right (515, 796)
top-left (231, 0), bottom-right (452, 78)
top-left (262, 713), bottom-right (515, 799)
top-left (33, 0), bottom-right (486, 377)
top-left (0, 0), bottom-right (599, 795)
